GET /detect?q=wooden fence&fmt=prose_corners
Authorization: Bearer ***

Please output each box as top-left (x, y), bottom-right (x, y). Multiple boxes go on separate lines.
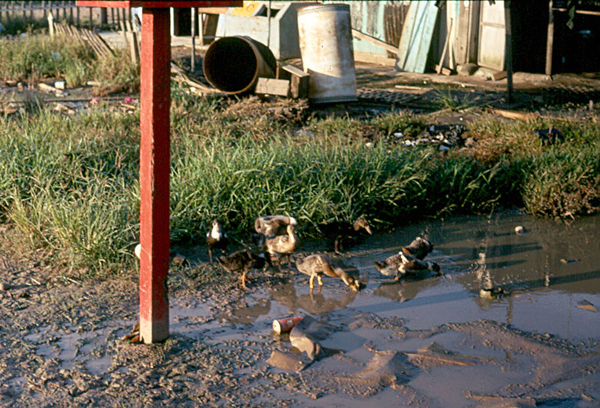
top-left (0, 1), bottom-right (132, 28)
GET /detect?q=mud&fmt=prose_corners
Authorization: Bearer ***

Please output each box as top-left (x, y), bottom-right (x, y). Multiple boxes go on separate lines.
top-left (1, 211), bottom-right (599, 407)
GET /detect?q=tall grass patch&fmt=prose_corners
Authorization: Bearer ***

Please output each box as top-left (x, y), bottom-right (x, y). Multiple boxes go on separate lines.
top-left (0, 91), bottom-right (598, 276)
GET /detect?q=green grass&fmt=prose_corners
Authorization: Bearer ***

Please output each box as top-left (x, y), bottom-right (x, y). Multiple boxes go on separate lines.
top-left (0, 32), bottom-right (138, 93)
top-left (0, 84), bottom-right (598, 277)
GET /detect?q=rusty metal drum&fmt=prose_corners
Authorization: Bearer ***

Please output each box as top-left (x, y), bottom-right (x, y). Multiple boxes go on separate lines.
top-left (297, 4), bottom-right (357, 103)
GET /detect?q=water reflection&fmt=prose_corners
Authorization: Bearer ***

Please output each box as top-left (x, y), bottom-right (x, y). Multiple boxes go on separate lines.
top-left (216, 212), bottom-right (599, 339)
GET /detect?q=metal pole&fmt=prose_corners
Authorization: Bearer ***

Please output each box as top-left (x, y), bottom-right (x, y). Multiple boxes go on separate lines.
top-left (139, 6), bottom-right (171, 344)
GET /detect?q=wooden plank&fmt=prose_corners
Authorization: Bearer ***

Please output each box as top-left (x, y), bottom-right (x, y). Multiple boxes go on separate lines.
top-left (76, 1), bottom-right (241, 8)
top-left (434, 65), bottom-right (452, 76)
top-left (282, 65), bottom-right (309, 99)
top-left (491, 70), bottom-right (507, 81)
top-left (351, 28), bottom-right (400, 55)
top-left (355, 51), bottom-right (397, 67)
top-left (396, 1), bottom-right (439, 73)
top-left (255, 78), bottom-right (290, 97)
top-left (437, 18), bottom-right (453, 74)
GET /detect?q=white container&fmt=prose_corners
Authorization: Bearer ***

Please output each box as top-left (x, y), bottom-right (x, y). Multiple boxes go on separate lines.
top-left (297, 4), bottom-right (357, 103)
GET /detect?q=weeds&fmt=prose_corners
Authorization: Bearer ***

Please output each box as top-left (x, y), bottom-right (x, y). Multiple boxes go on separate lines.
top-left (0, 86), bottom-right (598, 276)
top-left (0, 32), bottom-right (138, 92)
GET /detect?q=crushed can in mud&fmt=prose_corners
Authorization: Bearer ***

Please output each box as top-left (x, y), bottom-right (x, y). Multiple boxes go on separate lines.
top-left (273, 316), bottom-right (302, 334)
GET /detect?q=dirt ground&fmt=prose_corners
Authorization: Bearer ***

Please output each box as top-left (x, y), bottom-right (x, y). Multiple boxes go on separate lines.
top-left (1, 41), bottom-right (600, 407)
top-left (2, 212), bottom-right (600, 407)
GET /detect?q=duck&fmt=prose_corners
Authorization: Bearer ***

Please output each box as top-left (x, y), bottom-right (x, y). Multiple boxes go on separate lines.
top-left (401, 236), bottom-right (433, 260)
top-left (255, 215), bottom-right (297, 247)
top-left (217, 249), bottom-right (265, 289)
top-left (295, 254), bottom-right (361, 292)
top-left (265, 223), bottom-right (299, 268)
top-left (318, 215), bottom-right (372, 254)
top-left (206, 219), bottom-right (228, 263)
top-left (375, 252), bottom-right (442, 281)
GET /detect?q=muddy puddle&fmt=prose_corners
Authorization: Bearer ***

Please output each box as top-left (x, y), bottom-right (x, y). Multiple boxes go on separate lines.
top-left (164, 211), bottom-right (600, 406)
top-left (3, 211), bottom-right (599, 407)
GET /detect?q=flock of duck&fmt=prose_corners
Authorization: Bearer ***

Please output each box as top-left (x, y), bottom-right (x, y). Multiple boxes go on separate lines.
top-left (206, 215), bottom-right (443, 292)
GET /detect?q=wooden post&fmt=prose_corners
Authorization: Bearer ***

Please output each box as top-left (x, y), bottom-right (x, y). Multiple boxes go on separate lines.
top-left (191, 7), bottom-right (196, 72)
top-left (100, 6), bottom-right (107, 25)
top-left (198, 12), bottom-right (204, 46)
top-left (545, 0), bottom-right (554, 77)
top-left (48, 12), bottom-right (54, 37)
top-left (139, 7), bottom-right (171, 344)
top-left (22, 1), bottom-right (26, 24)
top-left (504, 0), bottom-right (513, 103)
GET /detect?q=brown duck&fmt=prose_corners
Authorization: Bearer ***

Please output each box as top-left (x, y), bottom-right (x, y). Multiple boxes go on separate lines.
top-left (265, 223), bottom-right (299, 268)
top-left (375, 252), bottom-right (442, 281)
top-left (255, 215), bottom-right (297, 248)
top-left (295, 254), bottom-right (361, 292)
top-left (217, 249), bottom-right (265, 289)
top-left (401, 236), bottom-right (433, 260)
top-left (318, 215), bottom-right (372, 254)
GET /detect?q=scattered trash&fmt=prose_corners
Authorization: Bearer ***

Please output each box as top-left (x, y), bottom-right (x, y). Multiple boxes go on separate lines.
top-left (54, 80), bottom-right (66, 90)
top-left (273, 316), bottom-right (302, 334)
top-left (122, 321), bottom-right (141, 343)
top-left (576, 300), bottom-right (597, 312)
top-left (289, 316), bottom-right (334, 361)
top-left (353, 351), bottom-right (413, 387)
top-left (535, 127), bottom-right (564, 146)
top-left (515, 226), bottom-right (526, 235)
top-left (489, 108), bottom-right (540, 121)
top-left (560, 258), bottom-right (580, 264)
top-left (393, 123), bottom-right (467, 149)
top-left (124, 97), bottom-right (133, 104)
top-left (90, 98), bottom-right (101, 105)
top-left (267, 349), bottom-right (311, 372)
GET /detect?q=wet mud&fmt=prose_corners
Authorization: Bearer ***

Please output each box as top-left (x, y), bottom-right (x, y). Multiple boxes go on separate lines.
top-left (1, 211), bottom-right (599, 407)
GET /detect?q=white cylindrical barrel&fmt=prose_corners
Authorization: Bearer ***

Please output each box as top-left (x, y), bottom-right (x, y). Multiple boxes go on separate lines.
top-left (297, 4), bottom-right (357, 104)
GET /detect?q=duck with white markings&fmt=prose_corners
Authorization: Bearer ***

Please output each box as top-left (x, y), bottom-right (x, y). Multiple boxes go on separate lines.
top-left (206, 219), bottom-right (228, 263)
top-left (401, 236), bottom-right (433, 260)
top-left (375, 252), bottom-right (442, 281)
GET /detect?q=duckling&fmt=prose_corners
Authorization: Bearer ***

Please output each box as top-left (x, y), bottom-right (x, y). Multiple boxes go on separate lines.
top-left (295, 254), bottom-right (361, 292)
top-left (265, 223), bottom-right (299, 268)
top-left (401, 236), bottom-right (433, 260)
top-left (318, 215), bottom-right (372, 254)
top-left (206, 219), bottom-right (228, 263)
top-left (217, 249), bottom-right (265, 289)
top-left (255, 215), bottom-right (297, 247)
top-left (375, 252), bottom-right (442, 281)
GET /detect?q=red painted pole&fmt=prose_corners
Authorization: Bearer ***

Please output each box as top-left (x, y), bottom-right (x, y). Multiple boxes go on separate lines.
top-left (139, 7), bottom-right (171, 344)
